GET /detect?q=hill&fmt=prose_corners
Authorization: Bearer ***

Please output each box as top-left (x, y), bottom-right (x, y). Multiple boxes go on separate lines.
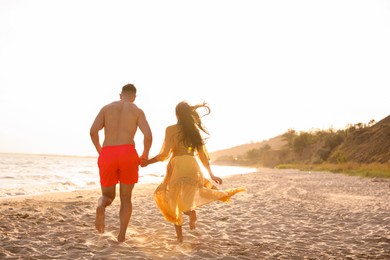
top-left (336, 115), bottom-right (390, 163)
top-left (209, 135), bottom-right (287, 162)
top-left (210, 114), bottom-right (390, 167)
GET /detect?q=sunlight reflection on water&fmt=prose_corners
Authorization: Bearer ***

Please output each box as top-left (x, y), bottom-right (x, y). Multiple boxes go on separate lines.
top-left (0, 153), bottom-right (256, 198)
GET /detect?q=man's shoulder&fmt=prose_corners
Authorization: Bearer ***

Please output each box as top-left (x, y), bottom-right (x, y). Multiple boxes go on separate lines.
top-left (103, 101), bottom-right (120, 108)
top-left (132, 103), bottom-right (143, 111)
top-left (131, 104), bottom-right (145, 117)
top-left (104, 101), bottom-right (141, 110)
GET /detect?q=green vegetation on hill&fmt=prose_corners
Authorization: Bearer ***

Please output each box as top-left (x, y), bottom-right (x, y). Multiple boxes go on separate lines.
top-left (213, 115), bottom-right (390, 178)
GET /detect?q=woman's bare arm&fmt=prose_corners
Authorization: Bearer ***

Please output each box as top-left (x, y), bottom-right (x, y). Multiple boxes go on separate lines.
top-left (198, 145), bottom-right (222, 184)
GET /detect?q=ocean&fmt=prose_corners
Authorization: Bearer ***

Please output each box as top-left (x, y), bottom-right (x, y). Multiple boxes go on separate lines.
top-left (0, 153), bottom-right (255, 198)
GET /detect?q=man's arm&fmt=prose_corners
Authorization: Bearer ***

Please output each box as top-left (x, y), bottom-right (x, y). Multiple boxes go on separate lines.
top-left (90, 108), bottom-right (104, 154)
top-left (137, 109), bottom-right (153, 162)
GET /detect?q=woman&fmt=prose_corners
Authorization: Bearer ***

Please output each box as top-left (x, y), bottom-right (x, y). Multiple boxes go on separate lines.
top-left (143, 101), bottom-right (246, 243)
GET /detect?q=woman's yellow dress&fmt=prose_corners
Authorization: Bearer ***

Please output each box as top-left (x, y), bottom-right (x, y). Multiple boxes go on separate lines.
top-left (154, 124), bottom-right (246, 226)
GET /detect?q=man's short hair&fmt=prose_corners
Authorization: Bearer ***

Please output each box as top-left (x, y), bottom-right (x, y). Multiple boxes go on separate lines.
top-left (122, 84), bottom-right (137, 94)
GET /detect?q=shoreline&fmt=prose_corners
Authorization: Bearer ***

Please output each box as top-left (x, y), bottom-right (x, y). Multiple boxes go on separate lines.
top-left (0, 160), bottom-right (257, 199)
top-left (1, 169), bottom-right (389, 259)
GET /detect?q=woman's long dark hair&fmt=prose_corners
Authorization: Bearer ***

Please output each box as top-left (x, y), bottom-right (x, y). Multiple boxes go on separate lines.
top-left (175, 101), bottom-right (210, 150)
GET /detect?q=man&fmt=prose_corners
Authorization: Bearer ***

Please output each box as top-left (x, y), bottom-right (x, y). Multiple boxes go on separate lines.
top-left (90, 83), bottom-right (152, 242)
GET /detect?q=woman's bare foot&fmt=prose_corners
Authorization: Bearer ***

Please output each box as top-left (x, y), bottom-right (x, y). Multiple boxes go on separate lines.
top-left (177, 236), bottom-right (183, 243)
top-left (95, 205), bottom-right (105, 233)
top-left (117, 233), bottom-right (126, 243)
top-left (189, 210), bottom-right (197, 230)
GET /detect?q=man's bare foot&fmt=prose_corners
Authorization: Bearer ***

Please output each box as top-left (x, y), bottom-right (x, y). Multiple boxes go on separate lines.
top-left (189, 210), bottom-right (197, 230)
top-left (95, 206), bottom-right (105, 233)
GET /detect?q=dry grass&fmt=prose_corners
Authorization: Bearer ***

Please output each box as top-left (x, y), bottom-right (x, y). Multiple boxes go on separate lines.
top-left (276, 162), bottom-right (390, 178)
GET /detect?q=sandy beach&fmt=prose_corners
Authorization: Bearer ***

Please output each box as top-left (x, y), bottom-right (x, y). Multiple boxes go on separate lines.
top-left (1, 168), bottom-right (389, 259)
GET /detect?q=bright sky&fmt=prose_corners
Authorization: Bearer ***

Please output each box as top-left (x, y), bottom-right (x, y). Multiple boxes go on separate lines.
top-left (1, 0), bottom-right (389, 157)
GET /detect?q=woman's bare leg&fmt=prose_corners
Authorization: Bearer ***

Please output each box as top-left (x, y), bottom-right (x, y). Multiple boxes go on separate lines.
top-left (184, 210), bottom-right (197, 230)
top-left (175, 225), bottom-right (183, 243)
top-left (189, 210), bottom-right (197, 230)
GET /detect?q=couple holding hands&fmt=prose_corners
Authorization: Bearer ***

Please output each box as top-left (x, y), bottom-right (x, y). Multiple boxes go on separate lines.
top-left (90, 83), bottom-right (245, 243)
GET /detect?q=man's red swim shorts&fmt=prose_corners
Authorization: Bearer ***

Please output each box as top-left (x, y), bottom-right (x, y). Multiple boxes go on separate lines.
top-left (98, 144), bottom-right (140, 187)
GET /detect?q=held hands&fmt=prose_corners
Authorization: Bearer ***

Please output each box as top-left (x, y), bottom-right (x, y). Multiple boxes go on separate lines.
top-left (140, 159), bottom-right (149, 167)
top-left (140, 156), bottom-right (149, 167)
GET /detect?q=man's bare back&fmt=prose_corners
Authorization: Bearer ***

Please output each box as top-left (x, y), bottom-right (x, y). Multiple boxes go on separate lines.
top-left (90, 97), bottom-right (151, 156)
top-left (100, 101), bottom-right (142, 147)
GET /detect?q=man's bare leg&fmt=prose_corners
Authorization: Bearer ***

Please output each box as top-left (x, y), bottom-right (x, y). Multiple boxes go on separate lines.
top-left (96, 185), bottom-right (116, 233)
top-left (117, 183), bottom-right (134, 242)
top-left (175, 224), bottom-right (183, 243)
